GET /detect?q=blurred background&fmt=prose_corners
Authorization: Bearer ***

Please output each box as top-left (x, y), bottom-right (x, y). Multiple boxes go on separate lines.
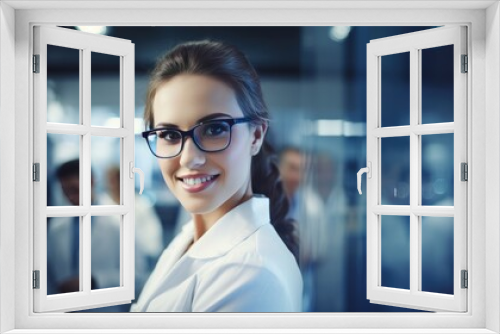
top-left (45, 26), bottom-right (454, 312)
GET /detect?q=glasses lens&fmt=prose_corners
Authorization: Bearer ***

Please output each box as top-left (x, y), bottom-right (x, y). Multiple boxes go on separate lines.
top-left (194, 121), bottom-right (231, 152)
top-left (148, 129), bottom-right (182, 158)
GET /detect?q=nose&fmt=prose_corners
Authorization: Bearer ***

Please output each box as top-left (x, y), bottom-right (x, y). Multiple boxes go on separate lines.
top-left (179, 136), bottom-right (206, 169)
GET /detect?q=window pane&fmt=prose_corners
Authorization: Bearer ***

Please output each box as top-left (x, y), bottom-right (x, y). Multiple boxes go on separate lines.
top-left (381, 215), bottom-right (410, 290)
top-left (381, 52), bottom-right (410, 127)
top-left (47, 45), bottom-right (80, 124)
top-left (91, 52), bottom-right (121, 128)
top-left (91, 215), bottom-right (121, 290)
top-left (47, 217), bottom-right (81, 294)
top-left (421, 217), bottom-right (454, 294)
top-left (421, 133), bottom-right (454, 206)
top-left (421, 45), bottom-right (454, 124)
top-left (47, 134), bottom-right (80, 206)
top-left (381, 136), bottom-right (410, 205)
top-left (91, 136), bottom-right (121, 205)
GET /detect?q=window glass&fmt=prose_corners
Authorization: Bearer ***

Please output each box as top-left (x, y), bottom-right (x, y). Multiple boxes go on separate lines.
top-left (91, 52), bottom-right (121, 128)
top-left (422, 134), bottom-right (454, 206)
top-left (381, 52), bottom-right (410, 127)
top-left (421, 216), bottom-right (454, 294)
top-left (47, 134), bottom-right (80, 206)
top-left (381, 215), bottom-right (410, 290)
top-left (91, 215), bottom-right (121, 290)
top-left (47, 217), bottom-right (82, 294)
top-left (91, 136), bottom-right (121, 205)
top-left (381, 136), bottom-right (410, 205)
top-left (421, 45), bottom-right (454, 124)
top-left (47, 45), bottom-right (80, 124)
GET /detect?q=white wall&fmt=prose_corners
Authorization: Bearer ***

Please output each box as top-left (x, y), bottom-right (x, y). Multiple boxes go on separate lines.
top-left (485, 2), bottom-right (500, 333)
top-left (0, 2), bottom-right (16, 333)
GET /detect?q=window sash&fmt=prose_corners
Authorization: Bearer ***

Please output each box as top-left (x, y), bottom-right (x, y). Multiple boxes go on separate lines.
top-left (32, 25), bottom-right (136, 313)
top-left (365, 26), bottom-right (468, 312)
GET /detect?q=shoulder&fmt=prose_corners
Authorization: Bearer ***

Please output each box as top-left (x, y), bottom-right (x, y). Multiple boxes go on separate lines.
top-left (194, 224), bottom-right (302, 312)
top-left (218, 223), bottom-right (298, 274)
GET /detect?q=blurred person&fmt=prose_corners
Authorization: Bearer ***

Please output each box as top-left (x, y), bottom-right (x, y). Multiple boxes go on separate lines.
top-left (130, 40), bottom-right (302, 312)
top-left (104, 166), bottom-right (164, 297)
top-left (47, 159), bottom-right (124, 312)
top-left (278, 147), bottom-right (327, 311)
top-left (278, 147), bottom-right (303, 218)
top-left (309, 152), bottom-right (348, 312)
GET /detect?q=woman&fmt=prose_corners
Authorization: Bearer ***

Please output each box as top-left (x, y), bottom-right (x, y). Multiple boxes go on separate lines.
top-left (130, 40), bottom-right (302, 312)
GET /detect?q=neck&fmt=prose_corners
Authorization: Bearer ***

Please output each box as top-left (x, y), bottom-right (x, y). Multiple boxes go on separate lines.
top-left (190, 183), bottom-right (253, 242)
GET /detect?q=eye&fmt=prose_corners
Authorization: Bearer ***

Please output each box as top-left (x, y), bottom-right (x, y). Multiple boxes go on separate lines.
top-left (157, 129), bottom-right (182, 143)
top-left (202, 122), bottom-right (229, 137)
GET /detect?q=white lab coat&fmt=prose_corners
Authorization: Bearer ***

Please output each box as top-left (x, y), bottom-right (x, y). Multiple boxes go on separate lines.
top-left (130, 196), bottom-right (302, 312)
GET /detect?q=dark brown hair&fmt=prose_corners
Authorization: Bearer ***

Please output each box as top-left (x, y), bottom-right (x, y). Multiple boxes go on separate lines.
top-left (144, 40), bottom-right (298, 261)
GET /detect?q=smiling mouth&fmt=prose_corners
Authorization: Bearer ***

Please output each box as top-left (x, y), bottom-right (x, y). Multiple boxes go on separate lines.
top-left (180, 174), bottom-right (218, 186)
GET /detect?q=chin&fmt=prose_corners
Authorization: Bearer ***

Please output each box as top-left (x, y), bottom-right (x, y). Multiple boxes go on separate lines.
top-left (178, 196), bottom-right (219, 215)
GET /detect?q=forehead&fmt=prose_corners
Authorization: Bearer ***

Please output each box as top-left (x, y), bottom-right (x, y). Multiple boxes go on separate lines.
top-left (152, 74), bottom-right (243, 128)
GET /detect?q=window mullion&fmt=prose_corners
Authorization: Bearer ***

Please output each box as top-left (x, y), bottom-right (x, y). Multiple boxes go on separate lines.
top-left (82, 47), bottom-right (92, 294)
top-left (413, 123), bottom-right (454, 135)
top-left (122, 50), bottom-right (135, 294)
top-left (373, 123), bottom-right (454, 138)
top-left (46, 123), bottom-right (88, 135)
top-left (409, 48), bottom-right (420, 295)
top-left (45, 124), bottom-right (129, 138)
top-left (45, 205), bottom-right (129, 217)
top-left (373, 205), bottom-right (454, 216)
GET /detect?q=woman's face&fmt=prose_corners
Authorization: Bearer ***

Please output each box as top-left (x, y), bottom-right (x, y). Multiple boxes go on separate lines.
top-left (152, 74), bottom-right (264, 217)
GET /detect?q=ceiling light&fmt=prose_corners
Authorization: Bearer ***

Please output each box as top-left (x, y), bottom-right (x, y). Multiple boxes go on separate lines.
top-left (329, 26), bottom-right (351, 42)
top-left (75, 26), bottom-right (108, 35)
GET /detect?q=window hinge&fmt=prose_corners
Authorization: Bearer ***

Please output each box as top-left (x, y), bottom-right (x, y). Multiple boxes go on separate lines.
top-left (461, 54), bottom-right (468, 73)
top-left (461, 270), bottom-right (468, 289)
top-left (461, 162), bottom-right (468, 181)
top-left (33, 54), bottom-right (40, 73)
top-left (33, 163), bottom-right (40, 182)
top-left (33, 270), bottom-right (40, 289)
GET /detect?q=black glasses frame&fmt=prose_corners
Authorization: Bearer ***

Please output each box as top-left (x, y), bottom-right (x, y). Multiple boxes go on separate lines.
top-left (142, 117), bottom-right (253, 159)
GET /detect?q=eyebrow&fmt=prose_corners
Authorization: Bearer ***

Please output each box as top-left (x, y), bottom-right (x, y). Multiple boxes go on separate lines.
top-left (154, 113), bottom-right (233, 129)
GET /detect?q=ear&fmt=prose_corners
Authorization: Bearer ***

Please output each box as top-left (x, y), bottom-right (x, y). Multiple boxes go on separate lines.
top-left (250, 122), bottom-right (268, 156)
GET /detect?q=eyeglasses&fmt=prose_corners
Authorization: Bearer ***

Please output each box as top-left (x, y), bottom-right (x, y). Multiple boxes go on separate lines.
top-left (142, 117), bottom-right (253, 159)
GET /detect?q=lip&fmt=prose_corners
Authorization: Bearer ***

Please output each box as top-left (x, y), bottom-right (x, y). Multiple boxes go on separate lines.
top-left (177, 173), bottom-right (216, 179)
top-left (177, 174), bottom-right (219, 194)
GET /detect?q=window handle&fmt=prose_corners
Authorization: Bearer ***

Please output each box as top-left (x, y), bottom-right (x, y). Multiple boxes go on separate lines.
top-left (357, 162), bottom-right (372, 195)
top-left (129, 162), bottom-right (144, 195)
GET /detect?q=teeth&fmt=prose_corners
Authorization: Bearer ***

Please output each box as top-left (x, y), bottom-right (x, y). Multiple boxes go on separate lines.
top-left (183, 175), bottom-right (215, 186)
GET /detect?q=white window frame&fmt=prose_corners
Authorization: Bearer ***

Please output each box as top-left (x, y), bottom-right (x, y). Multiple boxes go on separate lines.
top-left (0, 1), bottom-right (499, 333)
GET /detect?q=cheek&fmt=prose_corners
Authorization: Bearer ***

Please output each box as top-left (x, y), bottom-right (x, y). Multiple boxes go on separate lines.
top-left (158, 160), bottom-right (176, 188)
top-left (221, 140), bottom-right (253, 180)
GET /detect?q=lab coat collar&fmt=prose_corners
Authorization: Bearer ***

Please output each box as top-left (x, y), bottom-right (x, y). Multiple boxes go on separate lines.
top-left (182, 195), bottom-right (270, 259)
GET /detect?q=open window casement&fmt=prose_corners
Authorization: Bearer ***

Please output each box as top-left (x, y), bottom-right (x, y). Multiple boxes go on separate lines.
top-left (360, 26), bottom-right (467, 312)
top-left (33, 26), bottom-right (140, 312)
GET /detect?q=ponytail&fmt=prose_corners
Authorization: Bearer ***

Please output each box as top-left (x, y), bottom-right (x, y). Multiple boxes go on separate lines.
top-left (251, 139), bottom-right (299, 263)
